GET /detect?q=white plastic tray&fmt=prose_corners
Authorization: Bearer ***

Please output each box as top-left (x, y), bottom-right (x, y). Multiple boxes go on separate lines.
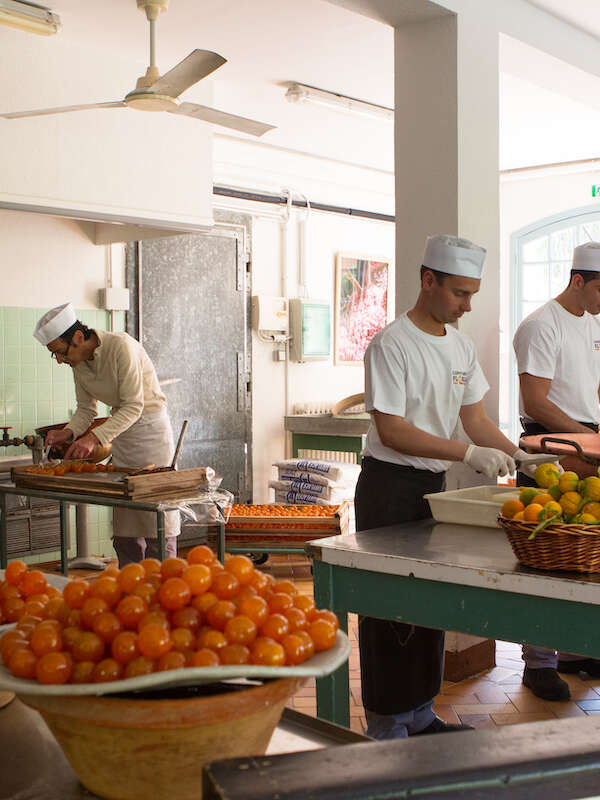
top-left (424, 485), bottom-right (520, 529)
top-left (0, 629), bottom-right (351, 696)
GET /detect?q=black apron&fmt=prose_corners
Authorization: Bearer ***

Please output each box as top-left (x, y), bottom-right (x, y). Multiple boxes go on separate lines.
top-left (355, 455), bottom-right (446, 714)
top-left (517, 419), bottom-right (599, 487)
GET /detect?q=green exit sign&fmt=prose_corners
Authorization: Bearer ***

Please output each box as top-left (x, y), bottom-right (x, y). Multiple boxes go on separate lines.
top-left (593, 185), bottom-right (600, 197)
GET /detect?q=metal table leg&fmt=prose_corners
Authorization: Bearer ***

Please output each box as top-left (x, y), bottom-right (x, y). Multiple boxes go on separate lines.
top-left (157, 511), bottom-right (166, 561)
top-left (59, 502), bottom-right (68, 577)
top-left (217, 521), bottom-right (225, 563)
top-left (0, 493), bottom-right (7, 570)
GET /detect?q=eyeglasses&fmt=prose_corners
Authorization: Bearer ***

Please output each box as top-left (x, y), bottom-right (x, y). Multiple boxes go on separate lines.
top-left (50, 341), bottom-right (72, 361)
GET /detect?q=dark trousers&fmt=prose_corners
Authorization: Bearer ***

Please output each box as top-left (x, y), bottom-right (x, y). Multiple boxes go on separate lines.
top-left (355, 456), bottom-right (446, 714)
top-left (113, 536), bottom-right (177, 567)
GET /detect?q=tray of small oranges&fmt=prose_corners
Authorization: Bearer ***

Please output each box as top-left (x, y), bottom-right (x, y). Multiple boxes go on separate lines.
top-left (0, 550), bottom-right (350, 696)
top-left (498, 463), bottom-right (600, 572)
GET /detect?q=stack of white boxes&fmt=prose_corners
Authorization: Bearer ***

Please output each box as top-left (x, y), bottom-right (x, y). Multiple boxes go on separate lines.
top-left (269, 458), bottom-right (361, 506)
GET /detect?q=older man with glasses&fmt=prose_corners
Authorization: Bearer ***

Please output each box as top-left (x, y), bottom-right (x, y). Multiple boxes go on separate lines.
top-left (34, 302), bottom-right (180, 565)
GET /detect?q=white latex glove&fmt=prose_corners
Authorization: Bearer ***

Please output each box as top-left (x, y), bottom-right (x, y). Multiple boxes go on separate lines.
top-left (513, 448), bottom-right (564, 479)
top-left (463, 444), bottom-right (516, 479)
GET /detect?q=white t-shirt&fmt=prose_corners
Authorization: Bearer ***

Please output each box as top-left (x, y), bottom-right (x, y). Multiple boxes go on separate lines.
top-left (363, 313), bottom-right (489, 472)
top-left (513, 300), bottom-right (600, 425)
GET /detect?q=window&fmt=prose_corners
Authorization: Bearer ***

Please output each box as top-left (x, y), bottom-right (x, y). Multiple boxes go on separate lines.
top-left (506, 207), bottom-right (600, 443)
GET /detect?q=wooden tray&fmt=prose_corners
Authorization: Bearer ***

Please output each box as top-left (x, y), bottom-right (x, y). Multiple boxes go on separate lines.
top-left (11, 465), bottom-right (213, 501)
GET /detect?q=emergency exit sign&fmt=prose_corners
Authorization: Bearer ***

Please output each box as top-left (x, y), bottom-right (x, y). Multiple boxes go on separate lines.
top-left (593, 185), bottom-right (600, 197)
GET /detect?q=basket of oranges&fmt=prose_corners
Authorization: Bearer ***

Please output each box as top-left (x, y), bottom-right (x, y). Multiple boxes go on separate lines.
top-left (498, 463), bottom-right (600, 573)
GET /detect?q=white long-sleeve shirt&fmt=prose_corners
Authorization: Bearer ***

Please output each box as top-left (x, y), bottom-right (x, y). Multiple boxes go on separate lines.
top-left (65, 330), bottom-right (167, 446)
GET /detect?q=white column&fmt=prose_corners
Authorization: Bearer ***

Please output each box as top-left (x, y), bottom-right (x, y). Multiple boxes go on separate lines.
top-left (395, 12), bottom-right (500, 424)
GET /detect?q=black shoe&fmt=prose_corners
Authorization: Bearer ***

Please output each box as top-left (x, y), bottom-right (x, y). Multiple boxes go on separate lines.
top-left (412, 716), bottom-right (474, 735)
top-left (523, 667), bottom-right (571, 701)
top-left (558, 658), bottom-right (600, 677)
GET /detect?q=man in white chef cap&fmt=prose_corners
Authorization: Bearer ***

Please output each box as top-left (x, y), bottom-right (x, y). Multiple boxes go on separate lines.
top-left (357, 234), bottom-right (535, 740)
top-left (513, 242), bottom-right (600, 702)
top-left (34, 303), bottom-right (180, 565)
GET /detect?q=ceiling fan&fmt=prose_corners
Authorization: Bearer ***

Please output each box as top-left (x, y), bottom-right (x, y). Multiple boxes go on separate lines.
top-left (0, 0), bottom-right (275, 137)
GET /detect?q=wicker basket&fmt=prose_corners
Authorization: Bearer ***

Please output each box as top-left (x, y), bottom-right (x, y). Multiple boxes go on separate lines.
top-left (498, 515), bottom-right (600, 573)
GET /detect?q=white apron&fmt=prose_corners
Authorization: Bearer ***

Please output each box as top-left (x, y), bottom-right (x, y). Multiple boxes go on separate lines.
top-left (111, 410), bottom-right (181, 539)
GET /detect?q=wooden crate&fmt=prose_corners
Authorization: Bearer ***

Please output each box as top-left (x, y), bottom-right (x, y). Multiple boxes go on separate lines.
top-left (11, 465), bottom-right (212, 501)
top-left (211, 501), bottom-right (350, 551)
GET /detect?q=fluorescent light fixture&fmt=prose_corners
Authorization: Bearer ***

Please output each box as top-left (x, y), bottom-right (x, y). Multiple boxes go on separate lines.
top-left (0, 0), bottom-right (61, 35)
top-left (285, 82), bottom-right (393, 121)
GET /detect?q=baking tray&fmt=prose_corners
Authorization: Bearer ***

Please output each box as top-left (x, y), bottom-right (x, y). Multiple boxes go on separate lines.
top-left (425, 485), bottom-right (520, 529)
top-left (0, 630), bottom-right (351, 696)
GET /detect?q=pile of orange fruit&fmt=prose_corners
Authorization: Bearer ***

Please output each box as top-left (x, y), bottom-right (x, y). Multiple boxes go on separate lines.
top-left (24, 461), bottom-right (115, 476)
top-left (228, 504), bottom-right (340, 530)
top-left (0, 549), bottom-right (339, 686)
top-left (501, 463), bottom-right (600, 525)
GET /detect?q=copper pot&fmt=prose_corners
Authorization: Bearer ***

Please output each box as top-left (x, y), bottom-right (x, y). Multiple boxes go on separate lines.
top-left (35, 419), bottom-right (112, 463)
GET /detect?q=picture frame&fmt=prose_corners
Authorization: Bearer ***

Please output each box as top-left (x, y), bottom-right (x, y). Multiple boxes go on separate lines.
top-left (334, 253), bottom-right (392, 366)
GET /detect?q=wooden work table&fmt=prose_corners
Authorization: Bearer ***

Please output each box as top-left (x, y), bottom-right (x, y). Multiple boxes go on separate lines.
top-left (306, 519), bottom-right (600, 727)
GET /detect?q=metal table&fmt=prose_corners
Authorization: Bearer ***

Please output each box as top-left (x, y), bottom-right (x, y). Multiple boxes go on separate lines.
top-left (284, 415), bottom-right (369, 460)
top-left (0, 485), bottom-right (226, 574)
top-left (306, 519), bottom-right (600, 727)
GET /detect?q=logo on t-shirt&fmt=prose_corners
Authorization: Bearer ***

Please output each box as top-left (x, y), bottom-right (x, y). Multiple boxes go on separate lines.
top-left (594, 340), bottom-right (600, 352)
top-left (452, 370), bottom-right (467, 386)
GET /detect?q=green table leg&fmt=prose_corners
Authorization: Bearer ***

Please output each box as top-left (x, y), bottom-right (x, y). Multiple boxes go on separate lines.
top-left (59, 502), bottom-right (68, 577)
top-left (157, 511), bottom-right (166, 561)
top-left (313, 560), bottom-right (350, 728)
top-left (0, 493), bottom-right (7, 569)
top-left (217, 522), bottom-right (225, 563)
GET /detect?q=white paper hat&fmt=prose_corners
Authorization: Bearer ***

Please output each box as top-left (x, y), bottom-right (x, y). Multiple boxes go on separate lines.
top-left (572, 242), bottom-right (600, 271)
top-left (422, 235), bottom-right (486, 279)
top-left (33, 303), bottom-right (77, 345)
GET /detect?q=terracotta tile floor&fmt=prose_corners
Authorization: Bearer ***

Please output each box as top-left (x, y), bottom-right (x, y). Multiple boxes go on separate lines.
top-left (259, 554), bottom-right (600, 736)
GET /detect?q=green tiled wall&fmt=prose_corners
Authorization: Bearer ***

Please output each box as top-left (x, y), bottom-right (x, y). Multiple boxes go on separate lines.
top-left (0, 306), bottom-right (125, 563)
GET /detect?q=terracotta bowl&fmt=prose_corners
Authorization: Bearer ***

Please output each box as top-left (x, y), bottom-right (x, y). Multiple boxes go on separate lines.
top-left (19, 677), bottom-right (305, 800)
top-left (36, 419), bottom-right (112, 464)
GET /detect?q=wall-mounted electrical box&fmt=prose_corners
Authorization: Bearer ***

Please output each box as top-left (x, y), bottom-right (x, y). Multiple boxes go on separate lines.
top-left (98, 287), bottom-right (130, 311)
top-left (289, 298), bottom-right (331, 362)
top-left (251, 295), bottom-right (289, 333)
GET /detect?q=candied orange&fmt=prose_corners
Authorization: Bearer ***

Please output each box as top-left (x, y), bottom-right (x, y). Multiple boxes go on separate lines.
top-left (111, 631), bottom-right (140, 665)
top-left (191, 591), bottom-right (218, 615)
top-left (131, 582), bottom-right (157, 606)
top-left (30, 625), bottom-right (62, 658)
top-left (3, 597), bottom-right (26, 623)
top-left (117, 563), bottom-right (145, 594)
top-left (46, 598), bottom-right (70, 625)
top-left (238, 594), bottom-right (269, 627)
top-left (140, 558), bottom-right (162, 577)
top-left (295, 630), bottom-right (315, 660)
top-left (20, 570), bottom-right (47, 598)
top-left (293, 595), bottom-right (315, 615)
top-left (80, 597), bottom-right (110, 630)
top-left (71, 661), bottom-right (95, 684)
top-left (5, 560), bottom-right (27, 586)
top-left (1, 630), bottom-right (28, 665)
top-left (251, 637), bottom-right (285, 667)
top-left (156, 651), bottom-right (186, 672)
top-left (224, 555), bottom-right (254, 585)
top-left (282, 607), bottom-right (308, 633)
top-left (89, 577), bottom-right (122, 608)
top-left (308, 609), bottom-right (339, 631)
top-left (115, 595), bottom-right (148, 629)
top-left (159, 577), bottom-right (191, 611)
top-left (187, 545), bottom-right (216, 566)
top-left (268, 593), bottom-right (293, 614)
top-left (8, 647), bottom-right (37, 679)
top-left (308, 619), bottom-right (336, 652)
top-left (181, 564), bottom-right (212, 596)
top-left (224, 615), bottom-right (257, 646)
top-left (137, 623), bottom-right (172, 659)
top-left (61, 626), bottom-right (83, 651)
top-left (36, 652), bottom-right (72, 684)
top-left (72, 632), bottom-right (105, 663)
top-left (196, 628), bottom-right (228, 652)
top-left (206, 600), bottom-right (237, 631)
top-left (92, 612), bottom-right (123, 644)
top-left (281, 633), bottom-right (308, 665)
top-left (273, 579), bottom-right (298, 596)
top-left (219, 644), bottom-right (250, 665)
top-left (260, 613), bottom-right (290, 641)
top-left (170, 606), bottom-right (201, 633)
top-left (171, 627), bottom-right (195, 653)
top-left (191, 648), bottom-right (219, 667)
top-left (92, 658), bottom-right (123, 683)
top-left (124, 656), bottom-right (155, 678)
top-left (137, 609), bottom-right (169, 631)
top-left (160, 557), bottom-right (188, 580)
top-left (63, 580), bottom-right (91, 610)
top-left (21, 600), bottom-right (46, 620)
top-left (212, 571), bottom-right (240, 600)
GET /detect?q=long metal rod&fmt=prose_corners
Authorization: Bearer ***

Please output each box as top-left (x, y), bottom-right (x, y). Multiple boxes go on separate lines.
top-left (213, 185), bottom-right (395, 223)
top-left (59, 502), bottom-right (68, 576)
top-left (149, 18), bottom-right (156, 69)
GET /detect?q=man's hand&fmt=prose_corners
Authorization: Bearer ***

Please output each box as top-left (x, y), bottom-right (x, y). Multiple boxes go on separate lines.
top-left (64, 432), bottom-right (99, 460)
top-left (513, 448), bottom-right (564, 479)
top-left (463, 444), bottom-right (516, 479)
top-left (45, 428), bottom-right (73, 449)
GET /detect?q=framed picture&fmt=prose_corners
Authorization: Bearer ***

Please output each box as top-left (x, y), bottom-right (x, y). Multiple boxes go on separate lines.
top-left (334, 253), bottom-right (392, 365)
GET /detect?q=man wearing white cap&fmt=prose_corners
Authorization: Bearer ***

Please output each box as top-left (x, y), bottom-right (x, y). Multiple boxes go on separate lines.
top-left (33, 303), bottom-right (180, 565)
top-left (356, 234), bottom-right (530, 739)
top-left (513, 242), bottom-right (600, 701)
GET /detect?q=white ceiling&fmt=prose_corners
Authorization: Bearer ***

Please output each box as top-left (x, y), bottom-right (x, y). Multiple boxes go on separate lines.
top-left (8, 0), bottom-right (600, 176)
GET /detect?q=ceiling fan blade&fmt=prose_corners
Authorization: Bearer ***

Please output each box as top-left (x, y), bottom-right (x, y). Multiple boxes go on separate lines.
top-left (1, 101), bottom-right (126, 119)
top-left (150, 50), bottom-right (227, 97)
top-left (171, 102), bottom-right (275, 137)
